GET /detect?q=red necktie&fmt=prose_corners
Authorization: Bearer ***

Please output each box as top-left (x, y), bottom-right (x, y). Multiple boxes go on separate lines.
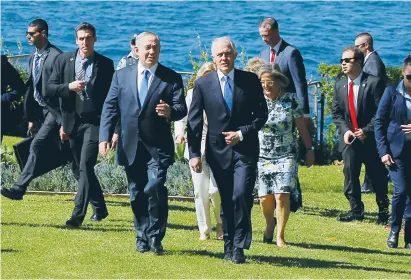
top-left (270, 48), bottom-right (276, 62)
top-left (348, 81), bottom-right (359, 131)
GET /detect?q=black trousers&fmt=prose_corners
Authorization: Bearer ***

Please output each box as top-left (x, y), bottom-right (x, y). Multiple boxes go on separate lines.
top-left (14, 111), bottom-right (59, 191)
top-left (125, 143), bottom-right (169, 244)
top-left (209, 152), bottom-right (256, 251)
top-left (341, 139), bottom-right (389, 214)
top-left (69, 122), bottom-right (107, 223)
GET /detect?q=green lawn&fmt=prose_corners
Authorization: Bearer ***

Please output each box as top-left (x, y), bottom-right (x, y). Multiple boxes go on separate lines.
top-left (2, 180), bottom-right (410, 278)
top-left (1, 136), bottom-right (410, 278)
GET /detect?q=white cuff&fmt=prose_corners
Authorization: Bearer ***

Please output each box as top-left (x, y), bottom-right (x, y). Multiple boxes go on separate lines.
top-left (236, 130), bottom-right (243, 141)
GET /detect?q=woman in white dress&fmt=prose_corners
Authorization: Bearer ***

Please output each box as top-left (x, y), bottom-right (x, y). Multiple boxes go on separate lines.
top-left (175, 62), bottom-right (223, 240)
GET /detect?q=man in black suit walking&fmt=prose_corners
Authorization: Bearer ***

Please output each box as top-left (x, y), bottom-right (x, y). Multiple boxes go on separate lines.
top-left (332, 47), bottom-right (389, 224)
top-left (354, 32), bottom-right (389, 194)
top-left (1, 55), bottom-right (26, 142)
top-left (46, 22), bottom-right (114, 228)
top-left (188, 37), bottom-right (268, 263)
top-left (1, 19), bottom-right (63, 200)
top-left (99, 32), bottom-right (187, 254)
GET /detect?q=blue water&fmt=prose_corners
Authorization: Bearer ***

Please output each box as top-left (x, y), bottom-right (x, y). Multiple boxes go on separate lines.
top-left (2, 1), bottom-right (410, 79)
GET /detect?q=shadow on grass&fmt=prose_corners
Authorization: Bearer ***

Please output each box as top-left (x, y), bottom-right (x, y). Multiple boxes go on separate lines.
top-left (300, 206), bottom-right (381, 223)
top-left (169, 204), bottom-right (195, 212)
top-left (105, 200), bottom-right (130, 207)
top-left (1, 221), bottom-right (133, 233)
top-left (288, 242), bottom-right (411, 257)
top-left (167, 223), bottom-right (197, 231)
top-left (1, 249), bottom-right (19, 253)
top-left (179, 250), bottom-right (411, 273)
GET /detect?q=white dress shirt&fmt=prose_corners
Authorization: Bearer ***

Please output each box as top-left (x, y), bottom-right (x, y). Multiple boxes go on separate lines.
top-left (364, 51), bottom-right (375, 64)
top-left (270, 38), bottom-right (283, 62)
top-left (347, 72), bottom-right (363, 113)
top-left (137, 61), bottom-right (158, 92)
top-left (216, 69), bottom-right (243, 141)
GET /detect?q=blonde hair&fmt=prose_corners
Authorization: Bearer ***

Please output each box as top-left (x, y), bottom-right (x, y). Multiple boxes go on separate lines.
top-left (244, 57), bottom-right (266, 74)
top-left (196, 62), bottom-right (216, 79)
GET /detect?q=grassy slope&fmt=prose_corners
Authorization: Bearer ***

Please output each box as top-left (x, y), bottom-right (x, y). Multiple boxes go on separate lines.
top-left (1, 165), bottom-right (410, 279)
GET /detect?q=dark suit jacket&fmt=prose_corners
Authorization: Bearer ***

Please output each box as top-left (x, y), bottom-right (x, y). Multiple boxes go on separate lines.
top-left (374, 84), bottom-right (409, 159)
top-left (1, 55), bottom-right (26, 101)
top-left (99, 63), bottom-right (187, 167)
top-left (24, 42), bottom-right (62, 123)
top-left (46, 50), bottom-right (114, 136)
top-left (187, 69), bottom-right (268, 169)
top-left (363, 51), bottom-right (388, 86)
top-left (260, 40), bottom-right (309, 114)
top-left (332, 72), bottom-right (385, 151)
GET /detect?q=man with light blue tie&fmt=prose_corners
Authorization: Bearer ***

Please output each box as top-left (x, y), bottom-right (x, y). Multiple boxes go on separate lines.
top-left (1, 19), bottom-right (63, 200)
top-left (99, 32), bottom-right (187, 254)
top-left (188, 37), bottom-right (268, 263)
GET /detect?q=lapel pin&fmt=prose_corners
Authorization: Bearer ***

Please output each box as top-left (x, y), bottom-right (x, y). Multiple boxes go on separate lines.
top-left (362, 84), bottom-right (366, 87)
top-left (70, 58), bottom-right (74, 61)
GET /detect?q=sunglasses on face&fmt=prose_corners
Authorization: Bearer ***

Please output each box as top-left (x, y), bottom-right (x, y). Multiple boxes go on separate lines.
top-left (26, 31), bottom-right (40, 36)
top-left (261, 80), bottom-right (274, 86)
top-left (340, 57), bottom-right (356, 64)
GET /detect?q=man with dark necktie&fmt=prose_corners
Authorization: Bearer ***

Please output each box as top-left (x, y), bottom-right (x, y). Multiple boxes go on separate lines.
top-left (99, 32), bottom-right (187, 254)
top-left (188, 37), bottom-right (268, 263)
top-left (1, 19), bottom-right (63, 200)
top-left (332, 47), bottom-right (389, 224)
top-left (258, 17), bottom-right (309, 115)
top-left (354, 32), bottom-right (389, 194)
top-left (46, 22), bottom-right (114, 228)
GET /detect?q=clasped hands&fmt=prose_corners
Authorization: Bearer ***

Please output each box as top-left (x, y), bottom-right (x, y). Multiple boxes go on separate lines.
top-left (69, 80), bottom-right (86, 92)
top-left (190, 131), bottom-right (240, 173)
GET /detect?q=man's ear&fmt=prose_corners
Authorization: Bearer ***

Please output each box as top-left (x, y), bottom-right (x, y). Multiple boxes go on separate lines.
top-left (94, 36), bottom-right (98, 43)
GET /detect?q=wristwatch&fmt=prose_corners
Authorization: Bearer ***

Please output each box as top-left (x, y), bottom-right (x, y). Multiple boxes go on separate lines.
top-left (306, 146), bottom-right (315, 151)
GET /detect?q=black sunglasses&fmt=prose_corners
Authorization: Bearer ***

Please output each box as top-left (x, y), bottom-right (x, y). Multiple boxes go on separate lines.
top-left (340, 57), bottom-right (356, 64)
top-left (26, 31), bottom-right (40, 36)
top-left (406, 74), bottom-right (411, 80)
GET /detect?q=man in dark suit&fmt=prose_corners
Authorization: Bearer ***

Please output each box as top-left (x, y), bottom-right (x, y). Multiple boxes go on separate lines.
top-left (259, 17), bottom-right (309, 115)
top-left (46, 22), bottom-right (114, 228)
top-left (1, 55), bottom-right (26, 142)
top-left (1, 19), bottom-right (63, 200)
top-left (99, 32), bottom-right (187, 254)
top-left (188, 37), bottom-right (268, 263)
top-left (332, 47), bottom-right (389, 223)
top-left (355, 32), bottom-right (389, 194)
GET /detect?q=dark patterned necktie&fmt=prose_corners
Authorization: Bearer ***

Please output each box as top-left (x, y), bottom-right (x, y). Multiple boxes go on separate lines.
top-left (33, 53), bottom-right (46, 106)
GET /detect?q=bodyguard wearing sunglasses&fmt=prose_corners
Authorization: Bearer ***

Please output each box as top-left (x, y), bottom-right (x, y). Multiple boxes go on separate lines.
top-left (374, 55), bottom-right (411, 250)
top-left (332, 47), bottom-right (389, 223)
top-left (1, 19), bottom-right (65, 201)
top-left (354, 32), bottom-right (389, 195)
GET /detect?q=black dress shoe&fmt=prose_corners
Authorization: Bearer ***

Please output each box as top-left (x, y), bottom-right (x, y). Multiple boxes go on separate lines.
top-left (387, 231), bottom-right (399, 248)
top-left (149, 238), bottom-right (163, 254)
top-left (136, 240), bottom-right (149, 253)
top-left (336, 212), bottom-right (364, 222)
top-left (223, 250), bottom-right (232, 261)
top-left (65, 218), bottom-right (81, 229)
top-left (1, 188), bottom-right (24, 200)
top-left (231, 247), bottom-right (246, 264)
top-left (405, 243), bottom-right (411, 250)
top-left (263, 236), bottom-right (273, 244)
top-left (89, 212), bottom-right (109, 222)
top-left (376, 211), bottom-right (389, 225)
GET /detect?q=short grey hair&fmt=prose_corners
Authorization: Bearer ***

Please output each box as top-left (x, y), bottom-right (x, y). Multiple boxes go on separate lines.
top-left (135, 32), bottom-right (160, 47)
top-left (258, 62), bottom-right (289, 88)
top-left (211, 36), bottom-right (236, 56)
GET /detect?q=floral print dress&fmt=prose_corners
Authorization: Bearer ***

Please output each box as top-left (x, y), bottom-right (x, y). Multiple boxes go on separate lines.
top-left (257, 92), bottom-right (303, 204)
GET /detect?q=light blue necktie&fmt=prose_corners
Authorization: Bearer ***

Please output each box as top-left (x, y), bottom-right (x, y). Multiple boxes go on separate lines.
top-left (223, 75), bottom-right (233, 111)
top-left (139, 70), bottom-right (150, 105)
top-left (33, 53), bottom-right (46, 106)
